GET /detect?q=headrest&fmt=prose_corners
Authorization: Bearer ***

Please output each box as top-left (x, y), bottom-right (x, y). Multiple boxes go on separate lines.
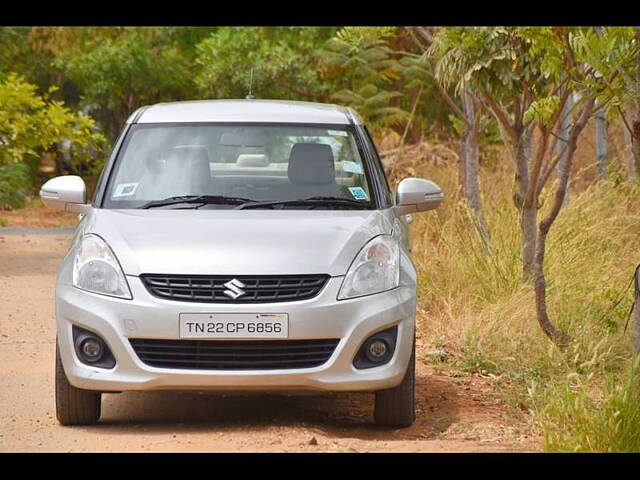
top-left (164, 145), bottom-right (212, 184)
top-left (287, 143), bottom-right (335, 185)
top-left (236, 153), bottom-right (269, 167)
top-left (144, 147), bottom-right (164, 174)
top-left (165, 145), bottom-right (210, 164)
top-left (220, 132), bottom-right (266, 147)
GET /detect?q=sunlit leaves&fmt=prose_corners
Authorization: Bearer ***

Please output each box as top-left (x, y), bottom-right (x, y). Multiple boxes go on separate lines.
top-left (0, 73), bottom-right (104, 166)
top-left (525, 96), bottom-right (561, 127)
top-left (334, 26), bottom-right (397, 51)
top-left (0, 73), bottom-right (104, 207)
top-left (431, 26), bottom-right (639, 129)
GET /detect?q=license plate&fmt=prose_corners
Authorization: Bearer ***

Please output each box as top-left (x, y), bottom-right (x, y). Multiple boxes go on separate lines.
top-left (179, 313), bottom-right (288, 339)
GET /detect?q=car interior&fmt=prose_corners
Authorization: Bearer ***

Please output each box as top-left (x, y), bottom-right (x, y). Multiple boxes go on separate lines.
top-left (112, 126), bottom-right (370, 203)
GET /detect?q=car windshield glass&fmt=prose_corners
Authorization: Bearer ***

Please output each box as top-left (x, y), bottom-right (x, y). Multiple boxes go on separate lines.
top-left (102, 124), bottom-right (375, 209)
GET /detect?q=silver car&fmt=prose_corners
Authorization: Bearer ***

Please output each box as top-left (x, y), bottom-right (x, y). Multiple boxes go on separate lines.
top-left (40, 100), bottom-right (443, 428)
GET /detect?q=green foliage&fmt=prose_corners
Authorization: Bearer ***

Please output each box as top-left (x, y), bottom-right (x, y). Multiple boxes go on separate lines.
top-left (332, 85), bottom-right (406, 128)
top-left (196, 27), bottom-right (336, 101)
top-left (53, 27), bottom-right (212, 139)
top-left (430, 27), bottom-right (531, 98)
top-left (0, 27), bottom-right (54, 91)
top-left (568, 27), bottom-right (639, 120)
top-left (334, 27), bottom-right (397, 48)
top-left (0, 162), bottom-right (30, 208)
top-left (0, 73), bottom-right (104, 166)
top-left (0, 73), bottom-right (104, 208)
top-left (317, 27), bottom-right (407, 133)
top-left (55, 30), bottom-right (190, 105)
top-left (432, 26), bottom-right (639, 128)
top-left (524, 96), bottom-right (561, 126)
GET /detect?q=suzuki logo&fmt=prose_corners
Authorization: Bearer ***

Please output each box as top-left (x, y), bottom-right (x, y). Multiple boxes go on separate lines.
top-left (223, 278), bottom-right (246, 300)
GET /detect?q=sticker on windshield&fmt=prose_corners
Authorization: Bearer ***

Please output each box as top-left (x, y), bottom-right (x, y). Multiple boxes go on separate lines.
top-left (342, 161), bottom-right (363, 175)
top-left (112, 182), bottom-right (139, 198)
top-left (327, 130), bottom-right (348, 137)
top-left (348, 187), bottom-right (369, 201)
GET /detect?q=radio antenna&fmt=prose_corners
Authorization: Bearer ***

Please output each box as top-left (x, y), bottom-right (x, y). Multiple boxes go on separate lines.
top-left (245, 69), bottom-right (255, 99)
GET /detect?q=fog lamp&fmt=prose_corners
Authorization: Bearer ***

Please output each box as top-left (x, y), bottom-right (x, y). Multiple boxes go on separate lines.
top-left (367, 340), bottom-right (388, 361)
top-left (80, 338), bottom-right (103, 361)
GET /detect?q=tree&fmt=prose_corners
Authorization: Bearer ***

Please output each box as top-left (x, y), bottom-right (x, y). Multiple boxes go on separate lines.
top-left (408, 26), bottom-right (492, 248)
top-left (196, 27), bottom-right (336, 102)
top-left (0, 28), bottom-right (54, 89)
top-left (0, 73), bottom-right (104, 208)
top-left (432, 27), bottom-right (637, 346)
top-left (317, 27), bottom-right (408, 134)
top-left (617, 27), bottom-right (640, 180)
top-left (431, 27), bottom-right (550, 278)
top-left (52, 27), bottom-right (212, 141)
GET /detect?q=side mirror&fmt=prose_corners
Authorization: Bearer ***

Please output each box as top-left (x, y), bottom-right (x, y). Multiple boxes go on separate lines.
top-left (39, 175), bottom-right (88, 213)
top-left (396, 177), bottom-right (443, 215)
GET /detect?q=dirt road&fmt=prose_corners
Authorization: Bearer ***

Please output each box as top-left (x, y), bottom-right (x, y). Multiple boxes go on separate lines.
top-left (0, 230), bottom-right (539, 452)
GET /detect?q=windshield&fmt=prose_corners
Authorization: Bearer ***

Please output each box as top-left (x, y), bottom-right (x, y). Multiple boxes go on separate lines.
top-left (102, 124), bottom-right (375, 209)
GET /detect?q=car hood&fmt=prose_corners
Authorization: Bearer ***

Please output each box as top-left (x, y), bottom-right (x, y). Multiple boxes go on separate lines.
top-left (82, 208), bottom-right (394, 277)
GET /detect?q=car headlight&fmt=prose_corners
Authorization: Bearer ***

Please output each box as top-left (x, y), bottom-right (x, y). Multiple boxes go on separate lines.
top-left (72, 234), bottom-right (132, 299)
top-left (338, 234), bottom-right (400, 300)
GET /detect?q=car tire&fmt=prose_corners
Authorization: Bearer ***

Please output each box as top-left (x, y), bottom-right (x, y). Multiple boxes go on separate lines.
top-left (55, 340), bottom-right (101, 426)
top-left (374, 338), bottom-right (415, 428)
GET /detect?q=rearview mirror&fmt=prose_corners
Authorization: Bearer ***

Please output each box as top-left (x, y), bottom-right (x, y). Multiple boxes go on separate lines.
top-left (39, 175), bottom-right (88, 213)
top-left (395, 177), bottom-right (443, 215)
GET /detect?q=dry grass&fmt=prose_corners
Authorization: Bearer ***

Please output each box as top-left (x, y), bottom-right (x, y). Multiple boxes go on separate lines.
top-left (385, 137), bottom-right (640, 451)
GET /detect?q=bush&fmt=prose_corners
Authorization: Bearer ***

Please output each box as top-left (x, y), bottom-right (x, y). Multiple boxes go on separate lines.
top-left (0, 72), bottom-right (105, 208)
top-left (0, 162), bottom-right (31, 209)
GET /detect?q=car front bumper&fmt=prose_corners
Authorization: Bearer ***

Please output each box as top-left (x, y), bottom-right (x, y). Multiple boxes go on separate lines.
top-left (56, 276), bottom-right (416, 393)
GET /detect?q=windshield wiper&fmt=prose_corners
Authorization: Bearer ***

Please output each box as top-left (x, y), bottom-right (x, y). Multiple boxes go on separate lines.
top-left (235, 196), bottom-right (372, 210)
top-left (140, 195), bottom-right (257, 209)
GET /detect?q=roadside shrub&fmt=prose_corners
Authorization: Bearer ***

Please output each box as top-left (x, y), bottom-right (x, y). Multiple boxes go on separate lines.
top-left (0, 162), bottom-right (31, 209)
top-left (0, 72), bottom-right (105, 208)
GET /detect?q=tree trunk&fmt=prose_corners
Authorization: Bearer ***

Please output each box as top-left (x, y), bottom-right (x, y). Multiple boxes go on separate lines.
top-left (632, 119), bottom-right (640, 177)
top-left (557, 90), bottom-right (572, 205)
top-left (497, 120), bottom-right (536, 279)
top-left (522, 203), bottom-right (538, 281)
top-left (53, 142), bottom-right (64, 177)
top-left (596, 105), bottom-right (607, 180)
top-left (516, 128), bottom-right (535, 279)
top-left (461, 93), bottom-right (491, 249)
top-left (458, 125), bottom-right (469, 198)
top-left (465, 121), bottom-right (491, 249)
top-left (533, 99), bottom-right (594, 348)
top-left (534, 220), bottom-right (570, 348)
top-left (623, 120), bottom-right (637, 181)
top-left (533, 154), bottom-right (572, 348)
top-left (633, 304), bottom-right (640, 355)
top-left (556, 91), bottom-right (572, 177)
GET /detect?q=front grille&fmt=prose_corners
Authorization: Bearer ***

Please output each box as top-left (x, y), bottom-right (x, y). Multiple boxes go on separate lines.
top-left (129, 338), bottom-right (340, 370)
top-left (139, 274), bottom-right (330, 303)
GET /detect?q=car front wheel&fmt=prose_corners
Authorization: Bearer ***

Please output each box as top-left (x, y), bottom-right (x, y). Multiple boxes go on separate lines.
top-left (55, 340), bottom-right (101, 425)
top-left (373, 339), bottom-right (416, 428)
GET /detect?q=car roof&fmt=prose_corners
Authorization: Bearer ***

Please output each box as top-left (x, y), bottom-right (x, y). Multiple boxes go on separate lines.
top-left (129, 99), bottom-right (363, 125)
